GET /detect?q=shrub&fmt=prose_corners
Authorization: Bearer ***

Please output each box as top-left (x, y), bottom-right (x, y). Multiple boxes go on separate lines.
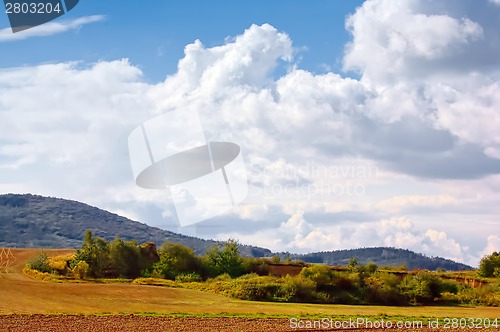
top-left (440, 279), bottom-right (459, 294)
top-left (276, 275), bottom-right (316, 302)
top-left (311, 291), bottom-right (332, 303)
top-left (142, 262), bottom-right (172, 279)
top-left (478, 252), bottom-right (500, 278)
top-left (237, 273), bottom-right (260, 280)
top-left (23, 266), bottom-right (68, 282)
top-left (400, 271), bottom-right (442, 304)
top-left (453, 284), bottom-right (500, 306)
top-left (72, 260), bottom-right (89, 279)
top-left (300, 264), bottom-right (333, 286)
top-left (365, 262), bottom-right (378, 274)
top-left (364, 273), bottom-right (406, 305)
top-left (231, 282), bottom-right (280, 301)
top-left (333, 273), bottom-right (356, 291)
top-left (204, 240), bottom-right (244, 278)
top-left (242, 258), bottom-right (269, 276)
top-left (214, 273), bottom-right (232, 281)
top-left (73, 230), bottom-right (113, 278)
top-left (175, 273), bottom-right (202, 283)
top-left (331, 290), bottom-right (360, 304)
top-left (270, 255), bottom-right (281, 264)
top-left (109, 238), bottom-right (141, 278)
top-left (139, 242), bottom-right (160, 271)
top-left (27, 252), bottom-right (51, 273)
top-left (47, 254), bottom-right (74, 275)
top-left (157, 242), bottom-right (203, 278)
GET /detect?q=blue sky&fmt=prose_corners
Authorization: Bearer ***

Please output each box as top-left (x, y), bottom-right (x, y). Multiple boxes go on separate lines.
top-left (0, 0), bottom-right (499, 266)
top-left (0, 1), bottom-right (364, 81)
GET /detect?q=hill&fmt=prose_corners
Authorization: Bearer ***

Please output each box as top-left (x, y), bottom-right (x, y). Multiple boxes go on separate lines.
top-left (0, 194), bottom-right (472, 270)
top-left (277, 247), bottom-right (473, 271)
top-left (0, 193), bottom-right (270, 257)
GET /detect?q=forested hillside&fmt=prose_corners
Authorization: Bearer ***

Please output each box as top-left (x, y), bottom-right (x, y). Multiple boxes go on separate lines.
top-left (277, 247), bottom-right (472, 270)
top-left (0, 194), bottom-right (472, 270)
top-left (0, 194), bottom-right (270, 257)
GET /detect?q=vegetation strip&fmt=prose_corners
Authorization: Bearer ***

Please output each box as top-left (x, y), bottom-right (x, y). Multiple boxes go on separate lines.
top-left (24, 230), bottom-right (500, 308)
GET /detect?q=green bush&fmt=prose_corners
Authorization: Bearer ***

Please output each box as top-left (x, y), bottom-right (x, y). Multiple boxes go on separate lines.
top-left (175, 272), bottom-right (202, 283)
top-left (440, 279), bottom-right (459, 294)
top-left (400, 271), bottom-right (442, 304)
top-left (451, 283), bottom-right (500, 306)
top-left (331, 290), bottom-right (360, 304)
top-left (73, 230), bottom-right (113, 278)
top-left (364, 273), bottom-right (406, 305)
top-left (276, 275), bottom-right (316, 302)
top-left (300, 264), bottom-right (334, 286)
top-left (333, 273), bottom-right (356, 291)
top-left (214, 273), bottom-right (232, 281)
top-left (242, 258), bottom-right (269, 276)
top-left (479, 252), bottom-right (500, 278)
top-left (231, 282), bottom-right (280, 301)
top-left (27, 252), bottom-right (51, 273)
top-left (109, 238), bottom-right (141, 278)
top-left (142, 262), bottom-right (174, 279)
top-left (72, 260), bottom-right (89, 279)
top-left (365, 262), bottom-right (378, 274)
top-left (204, 239), bottom-right (244, 278)
top-left (157, 242), bottom-right (203, 278)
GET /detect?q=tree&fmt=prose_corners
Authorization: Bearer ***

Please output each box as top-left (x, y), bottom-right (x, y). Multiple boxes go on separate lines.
top-left (400, 271), bottom-right (442, 304)
top-left (109, 238), bottom-right (141, 278)
top-left (300, 264), bottom-right (334, 286)
top-left (270, 255), bottom-right (281, 264)
top-left (83, 229), bottom-right (92, 250)
top-left (348, 257), bottom-right (358, 272)
top-left (365, 262), bottom-right (378, 274)
top-left (364, 272), bottom-right (406, 305)
top-left (204, 239), bottom-right (244, 278)
top-left (139, 242), bottom-right (160, 271)
top-left (72, 229), bottom-right (112, 278)
top-left (150, 242), bottom-right (202, 279)
top-left (478, 252), bottom-right (500, 278)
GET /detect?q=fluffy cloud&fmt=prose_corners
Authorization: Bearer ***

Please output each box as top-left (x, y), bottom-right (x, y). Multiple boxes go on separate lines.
top-left (0, 59), bottom-right (153, 202)
top-left (341, 0), bottom-right (500, 163)
top-left (428, 77), bottom-right (500, 159)
top-left (484, 235), bottom-right (500, 254)
top-left (149, 24), bottom-right (293, 109)
top-left (343, 0), bottom-right (485, 81)
top-left (1, 1), bottom-right (499, 265)
top-left (276, 210), bottom-right (339, 251)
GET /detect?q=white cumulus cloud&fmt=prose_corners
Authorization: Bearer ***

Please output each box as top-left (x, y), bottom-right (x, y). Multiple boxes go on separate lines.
top-left (1, 5), bottom-right (499, 264)
top-left (343, 0), bottom-right (483, 81)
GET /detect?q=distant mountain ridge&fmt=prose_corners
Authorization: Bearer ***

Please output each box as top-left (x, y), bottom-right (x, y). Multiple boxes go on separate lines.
top-left (0, 193), bottom-right (270, 257)
top-left (277, 247), bottom-right (473, 271)
top-left (0, 194), bottom-right (472, 270)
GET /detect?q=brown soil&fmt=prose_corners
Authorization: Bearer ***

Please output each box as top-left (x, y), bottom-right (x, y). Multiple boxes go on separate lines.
top-left (0, 315), bottom-right (499, 332)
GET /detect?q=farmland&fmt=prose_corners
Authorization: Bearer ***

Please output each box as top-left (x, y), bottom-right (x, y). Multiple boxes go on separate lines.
top-left (1, 249), bottom-right (499, 331)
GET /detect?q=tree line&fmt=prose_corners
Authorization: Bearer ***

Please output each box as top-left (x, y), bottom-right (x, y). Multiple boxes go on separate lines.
top-left (27, 230), bottom-right (500, 307)
top-left (29, 229), bottom-right (256, 280)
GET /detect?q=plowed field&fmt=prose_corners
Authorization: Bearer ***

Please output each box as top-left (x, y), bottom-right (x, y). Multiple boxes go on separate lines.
top-left (1, 315), bottom-right (499, 332)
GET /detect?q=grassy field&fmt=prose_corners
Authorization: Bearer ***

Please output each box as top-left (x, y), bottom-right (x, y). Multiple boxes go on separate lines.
top-left (1, 249), bottom-right (499, 321)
